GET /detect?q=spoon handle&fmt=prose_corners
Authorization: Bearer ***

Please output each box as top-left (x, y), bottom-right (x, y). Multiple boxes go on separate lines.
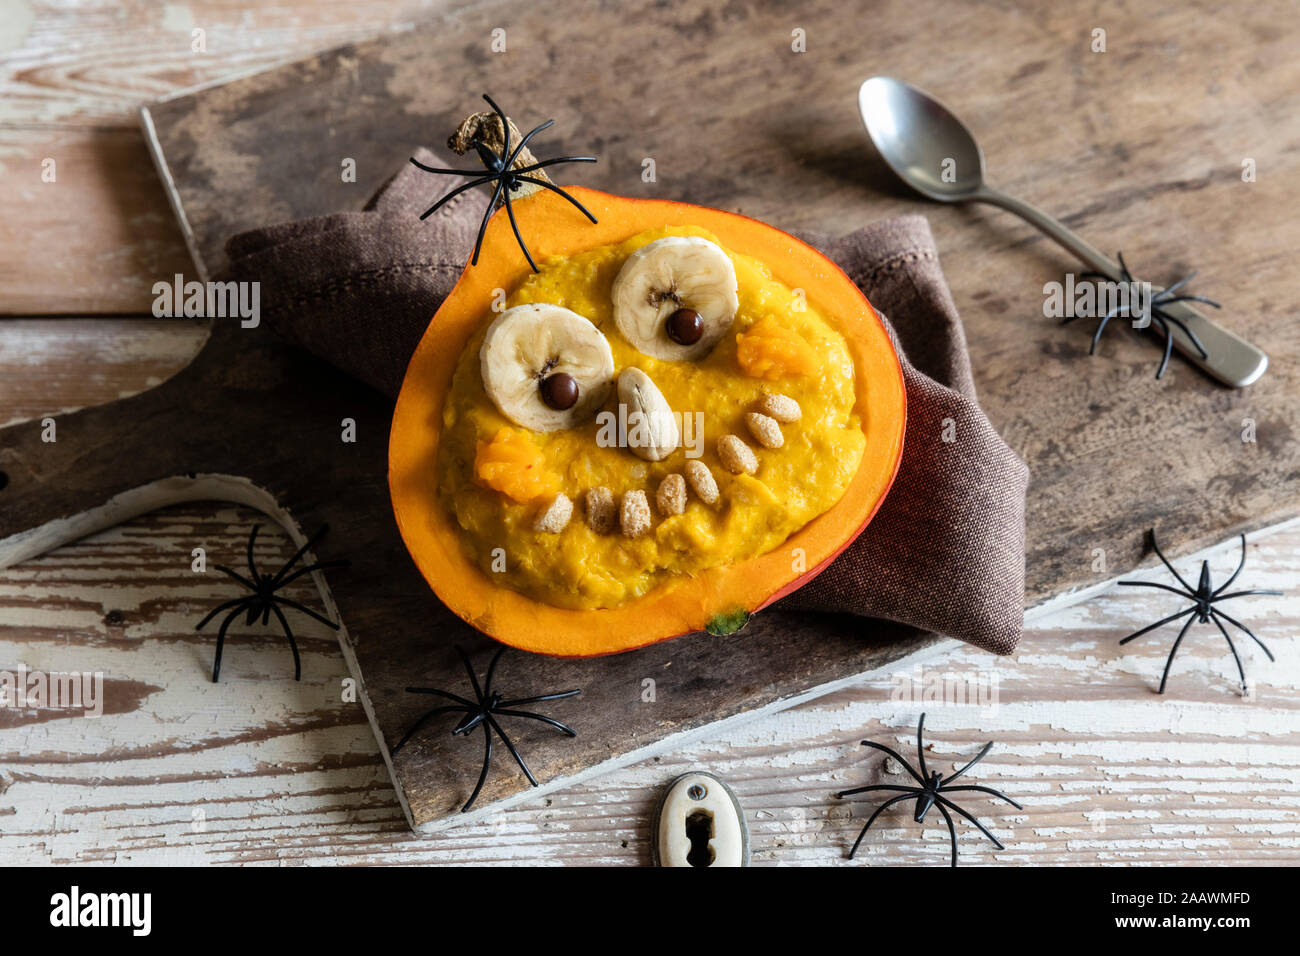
top-left (973, 186), bottom-right (1267, 387)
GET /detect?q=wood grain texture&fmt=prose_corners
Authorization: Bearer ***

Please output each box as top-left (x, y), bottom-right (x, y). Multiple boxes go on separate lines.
top-left (3, 0), bottom-right (1299, 859)
top-left (0, 130), bottom-right (196, 313)
top-left (0, 0), bottom-right (473, 312)
top-left (139, 1), bottom-right (1300, 615)
top-left (1, 503), bottom-right (1296, 865)
top-left (0, 317), bottom-right (945, 831)
top-left (0, 318), bottom-right (207, 425)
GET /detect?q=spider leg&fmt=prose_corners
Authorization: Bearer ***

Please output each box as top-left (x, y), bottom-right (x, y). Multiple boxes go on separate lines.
top-left (485, 714), bottom-right (538, 786)
top-left (500, 119), bottom-right (555, 171)
top-left (419, 175), bottom-right (496, 220)
top-left (267, 603), bottom-right (302, 681)
top-left (1212, 608), bottom-right (1275, 662)
top-left (212, 563), bottom-right (257, 592)
top-left (1154, 317), bottom-right (1176, 378)
top-left (482, 93), bottom-right (511, 134)
top-left (408, 156), bottom-right (496, 177)
top-left (834, 784), bottom-right (920, 799)
top-left (939, 785), bottom-right (1024, 810)
top-left (857, 740), bottom-right (927, 786)
top-left (390, 705), bottom-right (469, 754)
top-left (501, 186), bottom-right (538, 271)
top-left (915, 713), bottom-right (929, 779)
top-left (271, 597), bottom-right (339, 630)
top-left (499, 689), bottom-right (581, 707)
top-left (511, 155), bottom-right (598, 174)
top-left (846, 793), bottom-right (914, 859)
top-left (1154, 310), bottom-right (1209, 359)
top-left (272, 559), bottom-right (350, 591)
top-left (268, 525), bottom-right (329, 587)
top-left (245, 524), bottom-right (263, 581)
top-left (1115, 251), bottom-right (1133, 282)
top-left (1117, 579), bottom-right (1195, 599)
top-left (942, 741), bottom-right (993, 785)
top-left (404, 686), bottom-right (477, 708)
top-left (1213, 590), bottom-right (1284, 601)
top-left (1158, 293), bottom-right (1220, 310)
top-left (1089, 308), bottom-right (1121, 355)
top-left (462, 723), bottom-right (494, 813)
top-left (195, 596), bottom-right (250, 631)
top-left (1157, 613), bottom-right (1199, 694)
top-left (936, 801), bottom-right (960, 866)
top-left (475, 94), bottom-right (515, 172)
top-left (455, 645), bottom-right (487, 702)
top-left (211, 604), bottom-right (245, 683)
top-left (1150, 532), bottom-right (1198, 594)
top-left (1117, 605), bottom-right (1195, 645)
top-left (1209, 613), bottom-right (1248, 693)
top-left (492, 708), bottom-right (577, 736)
top-left (470, 176), bottom-right (509, 265)
top-left (481, 645), bottom-right (509, 698)
top-left (935, 794), bottom-right (1006, 851)
top-left (514, 176), bottom-right (599, 223)
top-left (1156, 270), bottom-right (1197, 298)
top-left (1213, 535), bottom-right (1249, 595)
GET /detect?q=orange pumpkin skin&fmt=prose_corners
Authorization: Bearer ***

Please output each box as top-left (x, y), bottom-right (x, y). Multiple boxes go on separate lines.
top-left (388, 186), bottom-right (906, 657)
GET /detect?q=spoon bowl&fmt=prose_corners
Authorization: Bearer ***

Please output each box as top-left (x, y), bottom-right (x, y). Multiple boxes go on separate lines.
top-left (858, 76), bottom-right (985, 201)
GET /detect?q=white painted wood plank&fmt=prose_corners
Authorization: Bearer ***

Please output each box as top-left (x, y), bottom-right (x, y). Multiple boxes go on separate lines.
top-left (1, 320), bottom-right (1297, 864)
top-left (1, 507), bottom-right (1295, 865)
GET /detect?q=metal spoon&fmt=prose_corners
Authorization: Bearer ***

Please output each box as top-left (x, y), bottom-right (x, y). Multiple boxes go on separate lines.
top-left (857, 76), bottom-right (1267, 387)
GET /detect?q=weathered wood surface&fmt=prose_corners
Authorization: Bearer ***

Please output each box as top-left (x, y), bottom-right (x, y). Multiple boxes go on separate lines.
top-left (2, 0), bottom-right (1299, 859)
top-left (139, 0), bottom-right (1300, 607)
top-left (0, 0), bottom-right (449, 313)
top-left (1, 491), bottom-right (1296, 864)
top-left (0, 312), bottom-right (947, 832)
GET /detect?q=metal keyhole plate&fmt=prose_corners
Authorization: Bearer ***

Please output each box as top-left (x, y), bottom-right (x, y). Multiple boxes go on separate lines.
top-left (652, 771), bottom-right (749, 867)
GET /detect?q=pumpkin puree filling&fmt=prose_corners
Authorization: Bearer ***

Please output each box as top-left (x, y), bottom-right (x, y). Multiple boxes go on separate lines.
top-left (436, 225), bottom-right (867, 610)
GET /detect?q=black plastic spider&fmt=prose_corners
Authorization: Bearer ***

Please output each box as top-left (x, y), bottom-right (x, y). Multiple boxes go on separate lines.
top-left (835, 713), bottom-right (1021, 867)
top-left (1118, 531), bottom-right (1282, 695)
top-left (391, 645), bottom-right (580, 813)
top-left (1062, 251), bottom-right (1220, 378)
top-left (195, 524), bottom-right (347, 683)
top-left (410, 93), bottom-right (597, 272)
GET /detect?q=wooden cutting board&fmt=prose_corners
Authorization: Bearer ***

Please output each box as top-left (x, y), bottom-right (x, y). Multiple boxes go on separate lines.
top-left (3, 0), bottom-right (1298, 832)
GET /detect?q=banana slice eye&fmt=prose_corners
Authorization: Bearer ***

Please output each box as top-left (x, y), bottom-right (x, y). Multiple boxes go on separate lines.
top-left (479, 304), bottom-right (615, 432)
top-left (611, 236), bottom-right (740, 360)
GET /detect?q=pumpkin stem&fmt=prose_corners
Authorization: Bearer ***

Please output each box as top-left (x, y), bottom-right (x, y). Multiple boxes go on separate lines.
top-left (448, 110), bottom-right (551, 200)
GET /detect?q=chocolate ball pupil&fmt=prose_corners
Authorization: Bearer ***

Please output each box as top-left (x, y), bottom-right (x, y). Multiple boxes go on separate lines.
top-left (666, 307), bottom-right (704, 346)
top-left (540, 372), bottom-right (579, 410)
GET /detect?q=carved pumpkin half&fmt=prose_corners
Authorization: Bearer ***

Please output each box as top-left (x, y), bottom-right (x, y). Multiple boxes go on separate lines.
top-left (389, 186), bottom-right (905, 656)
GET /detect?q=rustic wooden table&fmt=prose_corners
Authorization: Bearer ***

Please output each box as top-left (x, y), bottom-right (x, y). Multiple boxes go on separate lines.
top-left (1, 1), bottom-right (1297, 865)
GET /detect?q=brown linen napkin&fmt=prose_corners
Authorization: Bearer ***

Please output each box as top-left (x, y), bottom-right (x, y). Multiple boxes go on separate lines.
top-left (223, 149), bottom-right (1030, 655)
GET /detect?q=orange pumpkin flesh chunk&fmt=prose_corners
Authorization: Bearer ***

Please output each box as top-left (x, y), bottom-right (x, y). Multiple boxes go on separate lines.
top-left (735, 316), bottom-right (821, 379)
top-left (388, 186), bottom-right (906, 657)
top-left (473, 428), bottom-right (560, 502)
